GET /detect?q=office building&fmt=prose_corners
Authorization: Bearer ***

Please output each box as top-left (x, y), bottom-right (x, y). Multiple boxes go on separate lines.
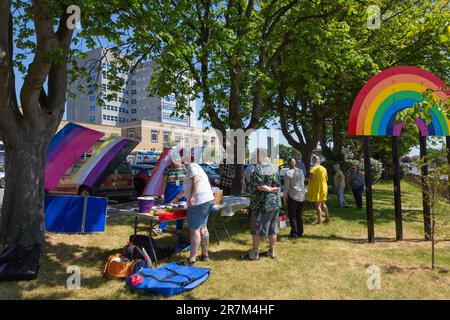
top-left (66, 48), bottom-right (196, 127)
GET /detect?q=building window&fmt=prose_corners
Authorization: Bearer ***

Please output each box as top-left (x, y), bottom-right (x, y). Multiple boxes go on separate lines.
top-left (102, 115), bottom-right (106, 120)
top-left (165, 94), bottom-right (176, 102)
top-left (151, 130), bottom-right (158, 143)
top-left (163, 131), bottom-right (170, 145)
top-left (174, 134), bottom-right (181, 144)
top-left (184, 135), bottom-right (190, 146)
top-left (89, 95), bottom-right (95, 101)
top-left (89, 116), bottom-right (95, 122)
top-left (211, 137), bottom-right (215, 145)
top-left (194, 136), bottom-right (200, 146)
top-left (162, 102), bottom-right (175, 111)
top-left (131, 108), bottom-right (137, 114)
top-left (127, 129), bottom-right (135, 139)
top-left (203, 139), bottom-right (208, 146)
top-left (131, 80), bottom-right (136, 85)
top-left (131, 89), bottom-right (137, 95)
top-left (89, 105), bottom-right (95, 112)
top-left (131, 99), bottom-right (137, 105)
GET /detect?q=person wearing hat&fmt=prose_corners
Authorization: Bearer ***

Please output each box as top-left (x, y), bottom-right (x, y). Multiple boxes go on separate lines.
top-left (160, 150), bottom-right (187, 232)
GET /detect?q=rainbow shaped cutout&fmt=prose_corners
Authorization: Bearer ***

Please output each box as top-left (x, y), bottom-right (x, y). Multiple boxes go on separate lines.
top-left (348, 66), bottom-right (450, 136)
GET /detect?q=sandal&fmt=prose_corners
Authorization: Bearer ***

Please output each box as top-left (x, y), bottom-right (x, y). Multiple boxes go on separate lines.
top-left (200, 254), bottom-right (210, 262)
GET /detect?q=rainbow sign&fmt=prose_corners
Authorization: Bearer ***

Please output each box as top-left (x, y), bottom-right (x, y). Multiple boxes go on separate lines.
top-left (348, 66), bottom-right (450, 136)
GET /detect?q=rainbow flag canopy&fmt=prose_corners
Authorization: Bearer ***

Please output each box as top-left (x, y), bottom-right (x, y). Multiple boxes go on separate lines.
top-left (45, 123), bottom-right (104, 190)
top-left (143, 147), bottom-right (203, 197)
top-left (348, 66), bottom-right (450, 137)
top-left (66, 135), bottom-right (138, 188)
top-left (45, 122), bottom-right (138, 191)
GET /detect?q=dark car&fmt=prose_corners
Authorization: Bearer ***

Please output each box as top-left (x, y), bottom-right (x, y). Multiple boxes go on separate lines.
top-left (131, 164), bottom-right (155, 196)
top-left (200, 163), bottom-right (219, 175)
top-left (52, 161), bottom-right (136, 200)
top-left (200, 164), bottom-right (220, 187)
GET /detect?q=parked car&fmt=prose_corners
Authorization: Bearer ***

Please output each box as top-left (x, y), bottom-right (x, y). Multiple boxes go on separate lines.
top-left (51, 161), bottom-right (136, 200)
top-left (131, 164), bottom-right (155, 196)
top-left (0, 166), bottom-right (5, 189)
top-left (200, 163), bottom-right (219, 175)
top-left (200, 165), bottom-right (220, 187)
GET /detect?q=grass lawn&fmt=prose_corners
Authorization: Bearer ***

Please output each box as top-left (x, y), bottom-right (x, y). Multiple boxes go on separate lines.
top-left (0, 181), bottom-right (449, 300)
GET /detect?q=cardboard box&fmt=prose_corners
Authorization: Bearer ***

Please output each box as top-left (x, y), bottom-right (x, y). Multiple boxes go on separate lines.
top-left (213, 189), bottom-right (223, 205)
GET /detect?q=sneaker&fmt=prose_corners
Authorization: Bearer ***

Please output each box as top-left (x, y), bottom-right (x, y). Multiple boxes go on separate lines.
top-left (241, 250), bottom-right (259, 260)
top-left (268, 247), bottom-right (276, 259)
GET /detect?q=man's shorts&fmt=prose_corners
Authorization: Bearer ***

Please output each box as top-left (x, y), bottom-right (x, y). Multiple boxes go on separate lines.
top-left (250, 210), bottom-right (279, 236)
top-left (187, 200), bottom-right (214, 230)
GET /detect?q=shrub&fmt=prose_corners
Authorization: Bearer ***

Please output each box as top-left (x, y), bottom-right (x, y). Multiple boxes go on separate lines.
top-left (357, 157), bottom-right (383, 183)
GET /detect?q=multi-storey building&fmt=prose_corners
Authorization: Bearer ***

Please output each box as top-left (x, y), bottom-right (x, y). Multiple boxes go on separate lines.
top-left (66, 48), bottom-right (196, 127)
top-left (57, 120), bottom-right (218, 153)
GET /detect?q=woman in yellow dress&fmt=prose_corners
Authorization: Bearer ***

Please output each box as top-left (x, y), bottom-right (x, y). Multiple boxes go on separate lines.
top-left (306, 155), bottom-right (329, 224)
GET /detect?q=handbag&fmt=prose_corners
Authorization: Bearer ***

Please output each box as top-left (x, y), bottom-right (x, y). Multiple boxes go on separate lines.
top-left (0, 244), bottom-right (41, 282)
top-left (103, 254), bottom-right (146, 280)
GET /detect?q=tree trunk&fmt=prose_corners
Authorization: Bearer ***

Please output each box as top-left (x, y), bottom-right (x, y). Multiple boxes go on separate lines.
top-left (232, 164), bottom-right (244, 195)
top-left (302, 148), bottom-right (314, 174)
top-left (0, 130), bottom-right (51, 247)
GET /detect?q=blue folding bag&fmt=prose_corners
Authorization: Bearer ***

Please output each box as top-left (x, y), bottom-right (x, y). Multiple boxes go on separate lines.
top-left (44, 195), bottom-right (107, 233)
top-left (126, 262), bottom-right (210, 297)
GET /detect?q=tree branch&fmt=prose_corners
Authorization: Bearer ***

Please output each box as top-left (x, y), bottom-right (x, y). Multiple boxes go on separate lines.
top-left (0, 1), bottom-right (22, 138)
top-left (20, 0), bottom-right (59, 126)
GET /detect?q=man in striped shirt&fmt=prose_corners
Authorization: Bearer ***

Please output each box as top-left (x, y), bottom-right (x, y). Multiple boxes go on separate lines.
top-left (160, 160), bottom-right (187, 232)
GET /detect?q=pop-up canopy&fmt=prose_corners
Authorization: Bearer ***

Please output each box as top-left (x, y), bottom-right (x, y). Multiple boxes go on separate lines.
top-left (142, 147), bottom-right (203, 197)
top-left (45, 122), bottom-right (104, 191)
top-left (45, 122), bottom-right (138, 191)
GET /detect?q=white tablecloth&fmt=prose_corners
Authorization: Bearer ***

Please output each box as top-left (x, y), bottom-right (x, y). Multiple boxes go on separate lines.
top-left (219, 196), bottom-right (251, 216)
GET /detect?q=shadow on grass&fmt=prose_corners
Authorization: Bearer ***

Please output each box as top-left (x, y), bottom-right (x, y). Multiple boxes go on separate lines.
top-left (0, 241), bottom-right (121, 300)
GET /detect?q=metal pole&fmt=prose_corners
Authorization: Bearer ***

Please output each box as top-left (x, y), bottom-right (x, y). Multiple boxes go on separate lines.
top-left (391, 136), bottom-right (403, 240)
top-left (363, 137), bottom-right (375, 243)
top-left (419, 135), bottom-right (431, 240)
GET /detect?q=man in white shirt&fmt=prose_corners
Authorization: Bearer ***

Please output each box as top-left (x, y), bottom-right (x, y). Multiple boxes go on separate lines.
top-left (172, 152), bottom-right (214, 266)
